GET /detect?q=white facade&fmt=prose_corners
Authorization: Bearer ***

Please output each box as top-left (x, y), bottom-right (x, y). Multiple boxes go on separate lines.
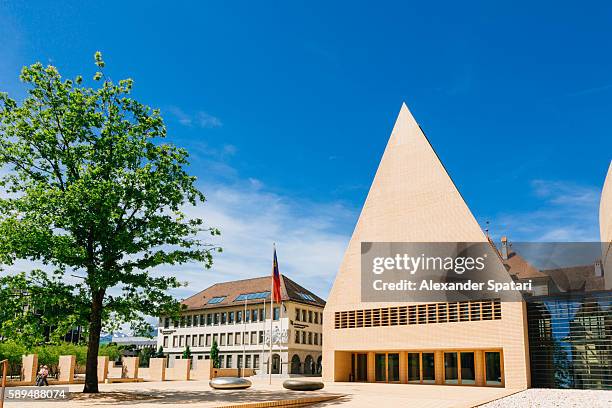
top-left (157, 301), bottom-right (323, 375)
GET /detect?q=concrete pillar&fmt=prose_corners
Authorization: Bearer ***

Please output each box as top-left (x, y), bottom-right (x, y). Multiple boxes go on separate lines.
top-left (122, 356), bottom-right (139, 379)
top-left (170, 359), bottom-right (190, 381)
top-left (58, 355), bottom-right (76, 383)
top-left (21, 354), bottom-right (38, 384)
top-left (399, 351), bottom-right (407, 384)
top-left (475, 350), bottom-right (485, 386)
top-left (97, 356), bottom-right (109, 383)
top-left (434, 351), bottom-right (444, 385)
top-left (149, 358), bottom-right (166, 381)
top-left (367, 352), bottom-right (375, 382)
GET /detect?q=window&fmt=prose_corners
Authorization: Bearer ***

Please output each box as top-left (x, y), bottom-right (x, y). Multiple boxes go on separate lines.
top-left (251, 331), bottom-right (257, 344)
top-left (164, 318), bottom-right (170, 328)
top-left (243, 332), bottom-right (249, 344)
top-left (208, 296), bottom-right (225, 304)
top-left (408, 353), bottom-right (420, 383)
top-left (229, 311), bottom-right (234, 324)
top-left (259, 308), bottom-right (265, 321)
top-left (220, 333), bottom-right (226, 346)
top-left (186, 315), bottom-right (192, 327)
top-left (444, 352), bottom-right (458, 384)
top-left (199, 334), bottom-right (204, 346)
top-left (237, 355), bottom-right (243, 368)
top-left (246, 355), bottom-right (251, 368)
top-left (200, 314), bottom-right (205, 325)
top-left (235, 291), bottom-right (270, 301)
top-left (253, 309), bottom-right (258, 321)
top-left (226, 355), bottom-right (232, 368)
top-left (298, 292), bottom-right (316, 301)
top-left (320, 312), bottom-right (323, 324)
top-left (314, 312), bottom-right (318, 324)
top-left (237, 311), bottom-right (243, 323)
top-left (308, 332), bottom-right (313, 344)
top-left (295, 330), bottom-right (300, 343)
top-left (254, 354), bottom-right (260, 368)
top-left (235, 332), bottom-right (241, 345)
top-left (182, 335), bottom-right (188, 346)
top-left (314, 333), bottom-right (318, 345)
top-left (163, 336), bottom-right (168, 348)
top-left (422, 353), bottom-right (435, 383)
top-left (192, 336), bottom-right (197, 347)
top-left (180, 316), bottom-right (185, 327)
top-left (302, 310), bottom-right (307, 322)
top-left (259, 330), bottom-right (264, 344)
top-left (246, 310), bottom-right (251, 322)
top-left (213, 313), bottom-right (219, 325)
top-left (375, 353), bottom-right (386, 381)
top-left (179, 336), bottom-right (184, 347)
top-left (388, 353), bottom-right (400, 382)
top-left (302, 331), bottom-right (307, 344)
top-left (227, 333), bottom-right (233, 346)
top-left (205, 334), bottom-right (211, 346)
top-left (219, 355), bottom-right (225, 368)
top-left (485, 352), bottom-right (502, 385)
top-left (295, 308), bottom-right (301, 321)
top-left (460, 352), bottom-right (475, 385)
top-left (206, 314), bottom-right (212, 325)
top-left (213, 334), bottom-right (218, 345)
top-left (308, 310), bottom-right (312, 323)
top-left (274, 307), bottom-right (280, 321)
top-left (221, 312), bottom-right (227, 324)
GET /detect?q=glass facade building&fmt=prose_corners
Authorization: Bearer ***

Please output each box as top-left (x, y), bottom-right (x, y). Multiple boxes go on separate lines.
top-left (526, 291), bottom-right (612, 389)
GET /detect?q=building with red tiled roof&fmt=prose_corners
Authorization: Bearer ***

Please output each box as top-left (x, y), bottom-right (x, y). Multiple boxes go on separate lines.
top-left (157, 275), bottom-right (325, 376)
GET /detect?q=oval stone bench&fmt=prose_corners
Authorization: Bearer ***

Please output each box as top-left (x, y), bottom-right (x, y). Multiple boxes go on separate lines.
top-left (210, 377), bottom-right (252, 389)
top-left (283, 379), bottom-right (324, 391)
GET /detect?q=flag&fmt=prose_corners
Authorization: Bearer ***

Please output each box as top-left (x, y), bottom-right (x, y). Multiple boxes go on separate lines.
top-left (272, 247), bottom-right (282, 302)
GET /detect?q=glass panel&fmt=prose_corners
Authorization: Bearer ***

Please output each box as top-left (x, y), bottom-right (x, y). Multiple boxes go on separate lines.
top-left (375, 353), bottom-right (386, 382)
top-left (387, 353), bottom-right (400, 382)
top-left (485, 352), bottom-right (502, 385)
top-left (408, 353), bottom-right (420, 383)
top-left (422, 353), bottom-right (435, 383)
top-left (444, 352), bottom-right (458, 384)
top-left (460, 352), bottom-right (475, 384)
top-left (357, 354), bottom-right (368, 382)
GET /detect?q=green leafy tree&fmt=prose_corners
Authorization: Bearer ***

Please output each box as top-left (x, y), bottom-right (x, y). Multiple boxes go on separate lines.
top-left (155, 345), bottom-right (164, 358)
top-left (210, 339), bottom-right (220, 368)
top-left (0, 52), bottom-right (220, 392)
top-left (182, 345), bottom-right (191, 360)
top-left (0, 271), bottom-right (84, 347)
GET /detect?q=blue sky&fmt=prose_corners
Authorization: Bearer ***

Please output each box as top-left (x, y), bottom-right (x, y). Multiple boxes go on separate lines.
top-left (1, 1), bottom-right (611, 300)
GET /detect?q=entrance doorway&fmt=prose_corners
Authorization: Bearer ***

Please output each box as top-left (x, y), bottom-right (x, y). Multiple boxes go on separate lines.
top-left (271, 354), bottom-right (281, 374)
top-left (374, 353), bottom-right (400, 382)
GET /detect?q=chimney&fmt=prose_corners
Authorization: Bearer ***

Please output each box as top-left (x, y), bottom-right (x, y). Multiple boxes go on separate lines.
top-left (595, 259), bottom-right (603, 277)
top-left (501, 236), bottom-right (509, 260)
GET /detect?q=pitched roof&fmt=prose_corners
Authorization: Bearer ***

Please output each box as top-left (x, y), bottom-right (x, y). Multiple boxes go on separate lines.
top-left (503, 251), bottom-right (549, 280)
top-left (180, 275), bottom-right (325, 310)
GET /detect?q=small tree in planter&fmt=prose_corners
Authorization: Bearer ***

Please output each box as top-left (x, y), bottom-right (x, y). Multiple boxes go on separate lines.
top-left (210, 340), bottom-right (220, 368)
top-left (182, 345), bottom-right (191, 360)
top-left (155, 346), bottom-right (164, 358)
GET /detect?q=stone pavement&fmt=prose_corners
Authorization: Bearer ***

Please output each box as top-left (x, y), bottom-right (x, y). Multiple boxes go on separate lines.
top-left (3, 377), bottom-right (520, 408)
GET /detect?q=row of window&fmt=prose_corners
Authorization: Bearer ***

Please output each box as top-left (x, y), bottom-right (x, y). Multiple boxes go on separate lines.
top-left (334, 300), bottom-right (502, 329)
top-left (164, 330), bottom-right (266, 348)
top-left (294, 307), bottom-right (323, 324)
top-left (163, 306), bottom-right (280, 329)
top-left (186, 353), bottom-right (261, 369)
top-left (294, 330), bottom-right (322, 346)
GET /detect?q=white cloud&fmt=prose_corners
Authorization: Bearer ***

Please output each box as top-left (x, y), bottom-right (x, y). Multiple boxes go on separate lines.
top-left (161, 181), bottom-right (355, 301)
top-left (489, 179), bottom-right (601, 242)
top-left (166, 106), bottom-right (222, 128)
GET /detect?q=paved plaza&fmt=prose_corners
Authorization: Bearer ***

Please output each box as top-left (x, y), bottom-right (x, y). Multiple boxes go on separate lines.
top-left (3, 377), bottom-right (521, 408)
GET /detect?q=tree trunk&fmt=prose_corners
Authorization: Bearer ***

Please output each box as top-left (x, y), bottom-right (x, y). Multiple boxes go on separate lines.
top-left (83, 290), bottom-right (104, 393)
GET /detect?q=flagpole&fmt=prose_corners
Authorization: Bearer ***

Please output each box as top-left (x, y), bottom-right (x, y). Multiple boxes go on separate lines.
top-left (242, 297), bottom-right (247, 377)
top-left (269, 243), bottom-right (275, 385)
top-left (261, 296), bottom-right (266, 374)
